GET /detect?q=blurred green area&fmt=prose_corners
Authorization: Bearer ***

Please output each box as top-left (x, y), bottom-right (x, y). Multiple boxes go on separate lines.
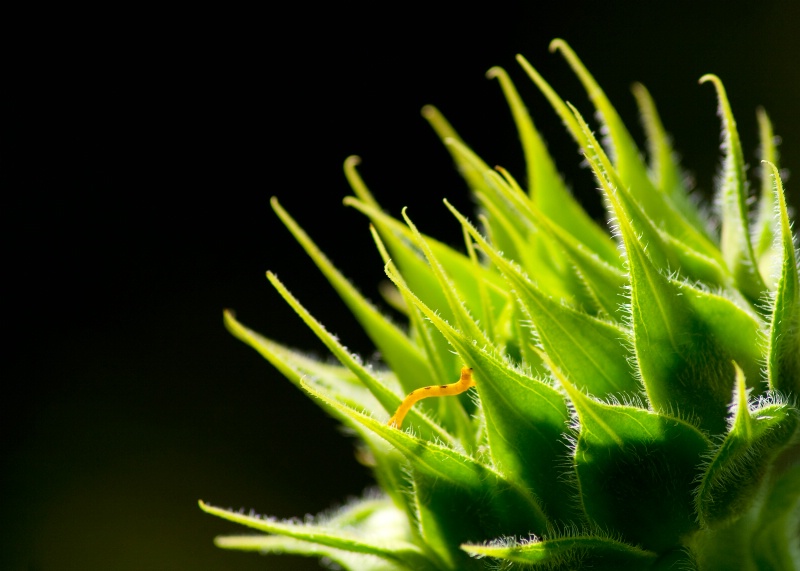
top-left (4, 2), bottom-right (800, 570)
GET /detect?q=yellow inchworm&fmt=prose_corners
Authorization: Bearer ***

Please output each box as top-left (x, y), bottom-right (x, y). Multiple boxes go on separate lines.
top-left (387, 367), bottom-right (475, 428)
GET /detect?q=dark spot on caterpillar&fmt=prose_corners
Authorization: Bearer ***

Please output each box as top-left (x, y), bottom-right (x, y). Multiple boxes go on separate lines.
top-left (388, 366), bottom-right (475, 428)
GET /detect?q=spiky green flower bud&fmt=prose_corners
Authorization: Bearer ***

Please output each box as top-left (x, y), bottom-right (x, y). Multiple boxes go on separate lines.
top-left (201, 39), bottom-right (800, 570)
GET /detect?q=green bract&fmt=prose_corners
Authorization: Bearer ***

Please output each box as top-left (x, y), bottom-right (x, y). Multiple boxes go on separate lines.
top-left (201, 40), bottom-right (800, 570)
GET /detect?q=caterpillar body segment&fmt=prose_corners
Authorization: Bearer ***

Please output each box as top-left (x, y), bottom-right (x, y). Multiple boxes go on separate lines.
top-left (388, 367), bottom-right (475, 428)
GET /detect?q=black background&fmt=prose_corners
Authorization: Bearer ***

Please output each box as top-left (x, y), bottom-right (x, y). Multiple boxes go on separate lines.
top-left (4, 3), bottom-right (800, 570)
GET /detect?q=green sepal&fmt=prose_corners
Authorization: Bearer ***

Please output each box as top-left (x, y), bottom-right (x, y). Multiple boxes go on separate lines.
top-left (486, 65), bottom-right (564, 202)
top-left (502, 189), bottom-right (628, 321)
top-left (265, 272), bottom-right (455, 445)
top-left (199, 499), bottom-right (437, 571)
top-left (421, 105), bottom-right (494, 201)
top-left (533, 210), bottom-right (628, 322)
top-left (631, 81), bottom-right (678, 193)
top-left (270, 197), bottom-right (437, 403)
top-left (344, 165), bottom-right (457, 329)
top-left (751, 460), bottom-right (800, 570)
top-left (343, 155), bottom-right (380, 209)
top-left (440, 136), bottom-right (531, 262)
top-left (443, 141), bottom-right (595, 311)
top-left (549, 40), bottom-right (652, 198)
top-left (213, 495), bottom-right (412, 571)
top-left (764, 161), bottom-right (800, 395)
top-left (400, 208), bottom-right (494, 349)
top-left (623, 213), bottom-right (764, 431)
top-left (462, 221), bottom-right (497, 344)
top-left (447, 200), bottom-right (639, 400)
top-left (631, 82), bottom-right (700, 226)
top-left (471, 186), bottom-right (585, 306)
top-left (223, 309), bottom-right (422, 518)
top-left (215, 536), bottom-right (406, 571)
top-left (456, 159), bottom-right (626, 321)
top-left (578, 123), bottom-right (765, 432)
top-left (690, 458), bottom-right (800, 570)
top-left (475, 163), bottom-right (613, 308)
top-left (383, 259), bottom-right (579, 523)
top-left (462, 534), bottom-right (658, 570)
top-left (302, 380), bottom-right (549, 570)
top-left (366, 222), bottom-right (459, 389)
top-left (486, 65), bottom-right (619, 263)
top-left (369, 225), bottom-right (478, 449)
top-left (569, 102), bottom-right (729, 290)
top-left (701, 74), bottom-right (767, 302)
top-left (544, 353), bottom-right (712, 552)
top-left (753, 109), bottom-right (781, 281)
top-left (344, 195), bottom-right (507, 339)
top-left (508, 295), bottom-right (546, 372)
top-left (224, 309), bottom-right (384, 417)
top-left (533, 40), bottom-right (719, 260)
top-left (348, 194), bottom-right (507, 390)
top-left (696, 364), bottom-right (800, 528)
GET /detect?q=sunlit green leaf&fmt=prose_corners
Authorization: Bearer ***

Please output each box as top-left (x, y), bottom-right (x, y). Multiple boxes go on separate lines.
top-left (447, 200), bottom-right (638, 399)
top-left (696, 364), bottom-right (800, 528)
top-left (576, 118), bottom-right (765, 432)
top-left (487, 65), bottom-right (619, 262)
top-left (345, 195), bottom-right (507, 332)
top-left (462, 534), bottom-right (658, 570)
top-left (209, 39), bottom-right (800, 571)
top-left (384, 259), bottom-right (578, 523)
top-left (545, 40), bottom-right (720, 260)
top-left (545, 354), bottom-right (711, 552)
top-left (751, 461), bottom-right (800, 570)
top-left (303, 380), bottom-right (549, 569)
top-left (764, 161), bottom-right (800, 395)
top-left (701, 74), bottom-right (767, 302)
top-left (265, 272), bottom-right (455, 444)
top-left (753, 109), bottom-right (781, 281)
top-left (271, 196), bottom-right (437, 400)
top-left (199, 500), bottom-right (437, 571)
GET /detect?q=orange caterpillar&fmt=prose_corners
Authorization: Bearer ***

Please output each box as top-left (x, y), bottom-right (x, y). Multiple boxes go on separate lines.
top-left (387, 367), bottom-right (475, 428)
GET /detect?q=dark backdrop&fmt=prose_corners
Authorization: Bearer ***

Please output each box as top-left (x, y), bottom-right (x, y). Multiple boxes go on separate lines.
top-left (4, 3), bottom-right (800, 570)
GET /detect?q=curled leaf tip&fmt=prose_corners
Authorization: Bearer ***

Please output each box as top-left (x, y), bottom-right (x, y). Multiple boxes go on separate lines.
top-left (485, 66), bottom-right (504, 80)
top-left (698, 73), bottom-right (720, 86)
top-left (762, 160), bottom-right (783, 196)
top-left (549, 38), bottom-right (568, 53)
